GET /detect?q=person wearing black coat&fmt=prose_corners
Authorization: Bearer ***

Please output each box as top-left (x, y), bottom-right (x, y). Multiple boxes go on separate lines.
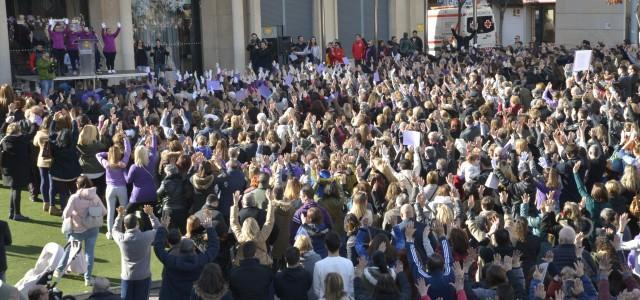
top-left (134, 40), bottom-right (150, 72)
top-left (157, 164), bottom-right (192, 234)
top-left (0, 220), bottom-right (11, 280)
top-left (154, 217), bottom-right (220, 300)
top-left (229, 241), bottom-right (274, 300)
top-left (49, 116), bottom-right (82, 212)
top-left (274, 247), bottom-right (312, 300)
top-left (189, 161), bottom-right (216, 215)
top-left (252, 40), bottom-right (273, 75)
top-left (1, 120), bottom-right (37, 220)
top-left (450, 24), bottom-right (476, 52)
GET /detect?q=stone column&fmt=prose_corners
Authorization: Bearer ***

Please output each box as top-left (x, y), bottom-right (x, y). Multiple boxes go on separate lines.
top-left (232, 0), bottom-right (246, 72)
top-left (118, 0), bottom-right (135, 70)
top-left (389, 0), bottom-right (409, 39)
top-left (248, 0), bottom-right (262, 38)
top-left (323, 0), bottom-right (338, 44)
top-left (0, 0), bottom-right (10, 84)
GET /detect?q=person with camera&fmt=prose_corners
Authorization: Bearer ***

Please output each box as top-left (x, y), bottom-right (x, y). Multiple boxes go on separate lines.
top-left (35, 52), bottom-right (56, 96)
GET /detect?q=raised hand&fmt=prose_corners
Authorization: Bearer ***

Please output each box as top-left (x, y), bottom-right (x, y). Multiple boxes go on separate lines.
top-left (463, 247), bottom-right (477, 272)
top-left (574, 260), bottom-right (584, 277)
top-left (415, 278), bottom-right (430, 297)
top-left (405, 221), bottom-right (416, 242)
top-left (142, 205), bottom-right (154, 216)
top-left (598, 255), bottom-right (612, 276)
top-left (233, 191), bottom-right (242, 206)
top-left (116, 206), bottom-right (126, 217)
top-left (573, 160), bottom-right (582, 173)
top-left (512, 250), bottom-right (522, 269)
top-left (200, 211), bottom-right (213, 228)
top-left (532, 265), bottom-right (545, 281)
top-left (161, 214), bottom-right (171, 228)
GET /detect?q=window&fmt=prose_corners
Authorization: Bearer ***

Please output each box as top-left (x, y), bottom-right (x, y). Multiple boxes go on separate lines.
top-left (132, 0), bottom-right (202, 72)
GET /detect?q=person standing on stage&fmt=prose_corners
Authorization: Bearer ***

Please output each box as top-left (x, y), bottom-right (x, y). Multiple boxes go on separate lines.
top-left (101, 22), bottom-right (121, 74)
top-left (47, 18), bottom-right (68, 76)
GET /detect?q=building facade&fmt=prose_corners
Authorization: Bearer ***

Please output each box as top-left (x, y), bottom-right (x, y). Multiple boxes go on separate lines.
top-left (5, 0), bottom-right (610, 86)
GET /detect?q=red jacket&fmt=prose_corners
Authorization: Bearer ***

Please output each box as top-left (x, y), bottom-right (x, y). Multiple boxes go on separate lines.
top-left (330, 47), bottom-right (345, 65)
top-left (352, 39), bottom-right (366, 60)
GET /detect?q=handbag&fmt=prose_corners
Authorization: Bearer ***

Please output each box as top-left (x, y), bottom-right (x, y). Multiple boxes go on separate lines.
top-left (66, 240), bottom-right (87, 275)
top-left (41, 140), bottom-right (52, 159)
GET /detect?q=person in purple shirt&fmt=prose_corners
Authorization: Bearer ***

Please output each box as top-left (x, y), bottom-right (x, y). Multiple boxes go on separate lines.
top-left (125, 128), bottom-right (159, 231)
top-left (66, 23), bottom-right (83, 75)
top-left (47, 18), bottom-right (69, 75)
top-left (96, 135), bottom-right (131, 240)
top-left (101, 22), bottom-right (121, 74)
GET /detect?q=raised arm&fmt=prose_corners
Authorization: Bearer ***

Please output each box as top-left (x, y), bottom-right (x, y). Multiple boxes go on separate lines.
top-left (229, 192), bottom-right (242, 238)
top-left (122, 137), bottom-right (131, 164)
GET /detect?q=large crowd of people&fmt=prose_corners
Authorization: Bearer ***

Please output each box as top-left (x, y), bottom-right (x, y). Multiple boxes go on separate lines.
top-left (1, 18), bottom-right (640, 300)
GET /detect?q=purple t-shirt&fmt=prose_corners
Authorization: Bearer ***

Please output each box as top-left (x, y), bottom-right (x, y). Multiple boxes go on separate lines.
top-left (48, 26), bottom-right (67, 50)
top-left (102, 28), bottom-right (121, 53)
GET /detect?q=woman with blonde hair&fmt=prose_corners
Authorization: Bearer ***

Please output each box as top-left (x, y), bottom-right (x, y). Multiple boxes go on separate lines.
top-left (96, 132), bottom-right (131, 240)
top-left (621, 165), bottom-right (640, 196)
top-left (77, 124), bottom-right (107, 202)
top-left (33, 116), bottom-right (54, 213)
top-left (230, 191), bottom-right (274, 265)
top-left (1, 121), bottom-right (36, 220)
top-left (321, 273), bottom-right (351, 300)
top-left (125, 143), bottom-right (158, 230)
top-left (349, 192), bottom-right (373, 225)
top-left (284, 178), bottom-right (302, 208)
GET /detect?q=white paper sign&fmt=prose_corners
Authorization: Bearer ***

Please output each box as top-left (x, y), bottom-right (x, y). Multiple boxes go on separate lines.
top-left (572, 50), bottom-right (592, 73)
top-left (402, 130), bottom-right (421, 148)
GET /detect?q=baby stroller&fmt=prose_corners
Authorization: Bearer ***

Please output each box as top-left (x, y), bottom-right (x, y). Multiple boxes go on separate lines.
top-left (15, 242), bottom-right (82, 299)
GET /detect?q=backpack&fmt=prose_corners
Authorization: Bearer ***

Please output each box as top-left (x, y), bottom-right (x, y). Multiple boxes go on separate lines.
top-left (82, 198), bottom-right (104, 229)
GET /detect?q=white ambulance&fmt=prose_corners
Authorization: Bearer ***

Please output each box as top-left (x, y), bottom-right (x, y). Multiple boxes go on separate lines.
top-left (427, 2), bottom-right (497, 52)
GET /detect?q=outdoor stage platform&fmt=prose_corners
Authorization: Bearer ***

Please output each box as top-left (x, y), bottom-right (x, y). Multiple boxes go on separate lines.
top-left (15, 70), bottom-right (148, 86)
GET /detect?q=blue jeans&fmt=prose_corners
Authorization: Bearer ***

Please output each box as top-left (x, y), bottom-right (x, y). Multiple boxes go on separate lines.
top-left (39, 168), bottom-right (50, 204)
top-left (121, 277), bottom-right (151, 300)
top-left (154, 63), bottom-right (165, 81)
top-left (39, 80), bottom-right (53, 96)
top-left (50, 178), bottom-right (75, 209)
top-left (56, 227), bottom-right (99, 280)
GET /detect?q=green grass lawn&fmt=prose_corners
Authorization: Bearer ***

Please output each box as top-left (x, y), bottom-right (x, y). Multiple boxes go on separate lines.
top-left (3, 188), bottom-right (164, 295)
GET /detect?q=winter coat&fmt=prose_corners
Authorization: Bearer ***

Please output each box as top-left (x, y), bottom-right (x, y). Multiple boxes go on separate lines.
top-left (296, 223), bottom-right (330, 258)
top-left (63, 187), bottom-right (107, 233)
top-left (157, 173), bottom-right (192, 210)
top-left (189, 174), bottom-right (215, 214)
top-left (1, 132), bottom-right (34, 188)
top-left (77, 141), bottom-right (106, 174)
top-left (33, 129), bottom-right (51, 168)
top-left (49, 125), bottom-right (82, 181)
top-left (36, 57), bottom-right (56, 80)
top-left (230, 202), bottom-right (275, 265)
top-left (271, 200), bottom-right (295, 259)
top-left (229, 258), bottom-right (274, 300)
top-left (352, 39), bottom-right (366, 60)
top-left (318, 196), bottom-right (345, 237)
top-left (214, 166), bottom-right (247, 219)
top-left (154, 227), bottom-right (220, 300)
top-left (274, 266), bottom-right (312, 300)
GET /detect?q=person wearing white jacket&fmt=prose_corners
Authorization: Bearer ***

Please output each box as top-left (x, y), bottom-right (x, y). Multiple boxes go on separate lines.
top-left (54, 176), bottom-right (107, 286)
